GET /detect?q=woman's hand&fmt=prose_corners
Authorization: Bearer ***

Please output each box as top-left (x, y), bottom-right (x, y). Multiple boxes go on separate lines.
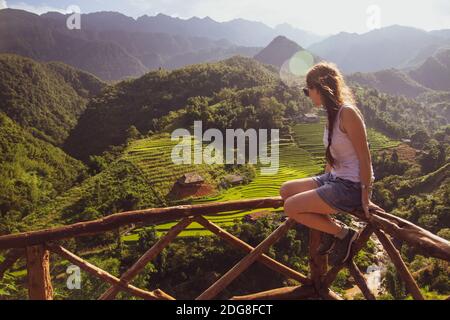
top-left (361, 189), bottom-right (385, 220)
top-left (361, 189), bottom-right (371, 220)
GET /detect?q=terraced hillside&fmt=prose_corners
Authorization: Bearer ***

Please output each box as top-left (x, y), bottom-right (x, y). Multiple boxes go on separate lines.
top-left (123, 138), bottom-right (322, 239)
top-left (121, 133), bottom-right (227, 201)
top-left (123, 122), bottom-right (400, 239)
top-left (293, 118), bottom-right (401, 166)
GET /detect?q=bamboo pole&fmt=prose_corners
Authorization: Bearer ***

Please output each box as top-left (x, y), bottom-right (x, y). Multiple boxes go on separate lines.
top-left (348, 260), bottom-right (376, 300)
top-left (374, 229), bottom-right (424, 300)
top-left (196, 218), bottom-right (296, 300)
top-left (99, 216), bottom-right (194, 300)
top-left (194, 215), bottom-right (311, 285)
top-left (230, 285), bottom-right (317, 300)
top-left (47, 244), bottom-right (174, 300)
top-left (26, 245), bottom-right (53, 300)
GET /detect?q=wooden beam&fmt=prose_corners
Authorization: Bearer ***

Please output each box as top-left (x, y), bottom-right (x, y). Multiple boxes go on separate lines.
top-left (354, 209), bottom-right (450, 261)
top-left (309, 230), bottom-right (328, 292)
top-left (1, 198), bottom-right (448, 262)
top-left (374, 229), bottom-right (424, 300)
top-left (347, 261), bottom-right (376, 300)
top-left (318, 289), bottom-right (344, 300)
top-left (47, 243), bottom-right (174, 300)
top-left (26, 245), bottom-right (53, 300)
top-left (98, 216), bottom-right (194, 300)
top-left (196, 218), bottom-right (296, 300)
top-left (194, 215), bottom-right (311, 285)
top-left (230, 285), bottom-right (318, 300)
top-left (0, 197), bottom-right (283, 249)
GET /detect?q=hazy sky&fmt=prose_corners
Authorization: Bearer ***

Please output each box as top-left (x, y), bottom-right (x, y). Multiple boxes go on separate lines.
top-left (2, 0), bottom-right (450, 35)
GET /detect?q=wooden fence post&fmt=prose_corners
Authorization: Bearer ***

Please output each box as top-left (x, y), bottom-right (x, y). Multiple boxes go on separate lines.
top-left (26, 245), bottom-right (53, 300)
top-left (309, 230), bottom-right (328, 295)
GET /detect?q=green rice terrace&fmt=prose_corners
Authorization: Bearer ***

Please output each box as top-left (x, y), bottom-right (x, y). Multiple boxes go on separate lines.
top-left (122, 119), bottom-right (401, 240)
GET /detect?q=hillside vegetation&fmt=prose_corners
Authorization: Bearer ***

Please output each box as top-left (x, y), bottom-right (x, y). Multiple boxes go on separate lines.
top-left (0, 54), bottom-right (104, 145)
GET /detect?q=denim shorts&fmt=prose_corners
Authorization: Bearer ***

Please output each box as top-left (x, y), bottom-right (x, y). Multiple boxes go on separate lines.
top-left (312, 172), bottom-right (363, 213)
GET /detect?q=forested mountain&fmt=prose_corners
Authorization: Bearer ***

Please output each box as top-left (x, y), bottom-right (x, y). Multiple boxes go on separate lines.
top-left (63, 56), bottom-right (281, 161)
top-left (0, 112), bottom-right (87, 234)
top-left (254, 35), bottom-right (320, 68)
top-left (0, 9), bottom-right (148, 81)
top-left (0, 54), bottom-right (104, 145)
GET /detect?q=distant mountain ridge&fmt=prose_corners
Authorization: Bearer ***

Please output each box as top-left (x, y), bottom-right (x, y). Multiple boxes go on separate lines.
top-left (348, 69), bottom-right (430, 98)
top-left (46, 11), bottom-right (324, 47)
top-left (0, 8), bottom-right (327, 81)
top-left (0, 9), bottom-right (262, 80)
top-left (309, 25), bottom-right (450, 73)
top-left (409, 48), bottom-right (450, 91)
top-left (348, 48), bottom-right (450, 98)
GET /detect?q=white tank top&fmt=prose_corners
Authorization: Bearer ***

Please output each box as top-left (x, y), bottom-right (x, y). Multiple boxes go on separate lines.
top-left (323, 104), bottom-right (375, 183)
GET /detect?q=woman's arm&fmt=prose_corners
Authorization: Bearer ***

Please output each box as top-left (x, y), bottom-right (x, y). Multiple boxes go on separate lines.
top-left (340, 106), bottom-right (373, 216)
top-left (341, 107), bottom-right (373, 186)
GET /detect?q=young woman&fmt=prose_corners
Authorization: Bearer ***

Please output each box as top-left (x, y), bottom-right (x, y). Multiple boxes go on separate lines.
top-left (279, 62), bottom-right (385, 264)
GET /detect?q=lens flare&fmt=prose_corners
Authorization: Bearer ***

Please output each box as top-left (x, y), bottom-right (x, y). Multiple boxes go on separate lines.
top-left (280, 50), bottom-right (315, 87)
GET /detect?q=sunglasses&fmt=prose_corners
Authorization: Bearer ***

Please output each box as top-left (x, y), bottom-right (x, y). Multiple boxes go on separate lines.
top-left (302, 87), bottom-right (310, 97)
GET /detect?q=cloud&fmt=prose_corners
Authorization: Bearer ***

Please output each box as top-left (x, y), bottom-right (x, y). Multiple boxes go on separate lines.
top-left (0, 0), bottom-right (7, 9)
top-left (8, 1), bottom-right (66, 14)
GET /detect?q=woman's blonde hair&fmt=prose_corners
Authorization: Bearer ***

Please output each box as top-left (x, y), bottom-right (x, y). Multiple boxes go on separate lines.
top-left (305, 61), bottom-right (357, 167)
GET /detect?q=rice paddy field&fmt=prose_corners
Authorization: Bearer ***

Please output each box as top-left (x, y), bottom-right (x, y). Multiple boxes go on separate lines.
top-left (122, 120), bottom-right (401, 240)
top-left (121, 133), bottom-right (224, 200)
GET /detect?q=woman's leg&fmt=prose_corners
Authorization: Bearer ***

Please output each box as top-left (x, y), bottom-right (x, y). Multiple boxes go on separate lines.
top-left (279, 177), bottom-right (319, 200)
top-left (283, 189), bottom-right (343, 235)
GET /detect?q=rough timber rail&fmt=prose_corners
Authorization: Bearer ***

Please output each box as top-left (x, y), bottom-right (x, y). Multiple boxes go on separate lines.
top-left (0, 197), bottom-right (449, 300)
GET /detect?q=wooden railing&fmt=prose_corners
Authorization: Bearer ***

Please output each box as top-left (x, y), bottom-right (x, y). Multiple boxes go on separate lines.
top-left (0, 197), bottom-right (449, 300)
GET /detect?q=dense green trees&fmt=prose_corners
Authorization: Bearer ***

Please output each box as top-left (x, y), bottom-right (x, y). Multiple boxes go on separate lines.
top-left (0, 113), bottom-right (87, 234)
top-left (0, 54), bottom-right (104, 145)
top-left (63, 57), bottom-right (283, 161)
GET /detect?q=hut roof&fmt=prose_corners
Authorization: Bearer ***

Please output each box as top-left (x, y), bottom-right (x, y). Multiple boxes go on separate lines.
top-left (178, 172), bottom-right (204, 185)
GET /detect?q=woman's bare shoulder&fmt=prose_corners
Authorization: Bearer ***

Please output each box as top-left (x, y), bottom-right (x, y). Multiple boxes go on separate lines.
top-left (341, 104), bottom-right (363, 121)
top-left (341, 104), bottom-right (365, 131)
